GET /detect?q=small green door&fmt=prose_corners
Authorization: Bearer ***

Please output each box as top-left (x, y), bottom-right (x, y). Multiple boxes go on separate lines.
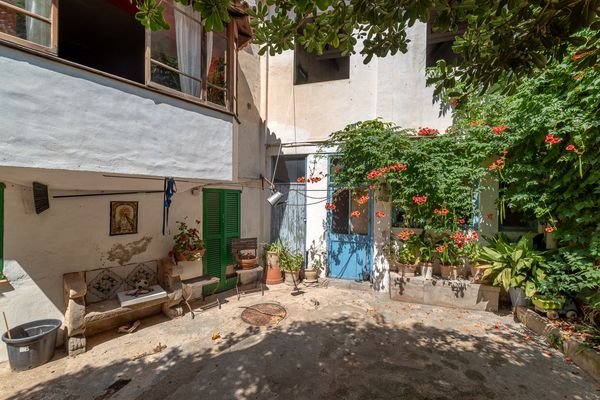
top-left (203, 188), bottom-right (241, 293)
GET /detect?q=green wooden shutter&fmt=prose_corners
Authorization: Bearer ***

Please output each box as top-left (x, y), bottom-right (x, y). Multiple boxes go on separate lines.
top-left (203, 190), bottom-right (222, 279)
top-left (223, 190), bottom-right (241, 266)
top-left (202, 189), bottom-right (241, 291)
top-left (0, 183), bottom-right (4, 279)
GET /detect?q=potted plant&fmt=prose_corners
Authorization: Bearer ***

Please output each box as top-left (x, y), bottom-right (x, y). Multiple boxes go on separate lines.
top-left (281, 251), bottom-right (303, 286)
top-left (171, 219), bottom-right (205, 262)
top-left (436, 240), bottom-right (458, 279)
top-left (418, 241), bottom-right (434, 280)
top-left (239, 251), bottom-right (257, 269)
top-left (264, 241), bottom-right (285, 284)
top-left (392, 230), bottom-right (419, 277)
top-left (304, 255), bottom-right (321, 283)
top-left (478, 234), bottom-right (544, 308)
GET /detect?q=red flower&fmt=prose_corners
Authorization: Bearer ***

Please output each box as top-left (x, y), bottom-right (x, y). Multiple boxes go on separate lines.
top-left (489, 159), bottom-right (505, 171)
top-left (565, 144), bottom-right (577, 152)
top-left (325, 203), bottom-right (336, 211)
top-left (492, 125), bottom-right (506, 135)
top-left (375, 211), bottom-right (385, 218)
top-left (350, 211), bottom-right (361, 218)
top-left (545, 133), bottom-right (561, 145)
top-left (433, 209), bottom-right (439, 214)
top-left (573, 51), bottom-right (591, 61)
top-left (545, 227), bottom-right (554, 233)
top-left (412, 195), bottom-right (428, 205)
top-left (297, 176), bottom-right (306, 183)
top-left (440, 209), bottom-right (449, 215)
top-left (417, 127), bottom-right (439, 137)
top-left (357, 195), bottom-right (369, 205)
top-left (369, 185), bottom-right (378, 190)
top-left (459, 219), bottom-right (465, 224)
top-left (388, 163), bottom-right (408, 172)
top-left (470, 121), bottom-right (478, 126)
top-left (435, 245), bottom-right (446, 253)
top-left (367, 170), bottom-right (383, 179)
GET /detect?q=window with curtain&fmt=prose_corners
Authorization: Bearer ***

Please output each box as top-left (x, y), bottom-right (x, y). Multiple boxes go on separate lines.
top-left (0, 0), bottom-right (55, 49)
top-left (149, 0), bottom-right (229, 107)
top-left (150, 1), bottom-right (203, 98)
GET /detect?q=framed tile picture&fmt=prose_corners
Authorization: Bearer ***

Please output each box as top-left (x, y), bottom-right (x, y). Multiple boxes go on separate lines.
top-left (110, 201), bottom-right (138, 236)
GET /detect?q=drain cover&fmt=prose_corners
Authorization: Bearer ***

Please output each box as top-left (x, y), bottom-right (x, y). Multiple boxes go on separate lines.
top-left (241, 303), bottom-right (287, 326)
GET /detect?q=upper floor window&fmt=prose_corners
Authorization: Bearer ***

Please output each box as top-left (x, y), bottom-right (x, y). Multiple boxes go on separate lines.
top-left (426, 21), bottom-right (464, 68)
top-left (294, 42), bottom-right (349, 85)
top-left (0, 0), bottom-right (56, 50)
top-left (150, 1), bottom-right (229, 106)
top-left (0, 0), bottom-right (242, 111)
top-left (294, 21), bottom-right (349, 86)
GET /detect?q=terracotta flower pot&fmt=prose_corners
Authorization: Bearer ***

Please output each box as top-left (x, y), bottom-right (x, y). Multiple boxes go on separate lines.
top-left (175, 249), bottom-right (205, 262)
top-left (265, 251), bottom-right (284, 284)
top-left (419, 262), bottom-right (433, 280)
top-left (284, 270), bottom-right (300, 286)
top-left (304, 268), bottom-right (318, 282)
top-left (440, 265), bottom-right (457, 280)
top-left (400, 264), bottom-right (417, 277)
top-left (239, 257), bottom-right (257, 270)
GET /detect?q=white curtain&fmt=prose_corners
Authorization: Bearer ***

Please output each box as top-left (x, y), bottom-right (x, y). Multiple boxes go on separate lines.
top-left (206, 31), bottom-right (213, 79)
top-left (25, 0), bottom-right (51, 47)
top-left (174, 3), bottom-right (202, 97)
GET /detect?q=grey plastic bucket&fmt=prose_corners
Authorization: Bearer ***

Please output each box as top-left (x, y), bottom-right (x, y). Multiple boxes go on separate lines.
top-left (1, 319), bottom-right (61, 371)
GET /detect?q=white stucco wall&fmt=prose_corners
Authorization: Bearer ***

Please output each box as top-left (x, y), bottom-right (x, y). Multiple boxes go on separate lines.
top-left (0, 176), bottom-right (206, 361)
top-left (265, 22), bottom-right (452, 145)
top-left (0, 46), bottom-right (234, 181)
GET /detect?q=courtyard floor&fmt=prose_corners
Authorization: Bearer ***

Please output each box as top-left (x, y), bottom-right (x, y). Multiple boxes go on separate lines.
top-left (1, 281), bottom-right (598, 400)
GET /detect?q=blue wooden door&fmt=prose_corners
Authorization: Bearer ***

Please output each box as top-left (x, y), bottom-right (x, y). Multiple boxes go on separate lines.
top-left (327, 187), bottom-right (372, 280)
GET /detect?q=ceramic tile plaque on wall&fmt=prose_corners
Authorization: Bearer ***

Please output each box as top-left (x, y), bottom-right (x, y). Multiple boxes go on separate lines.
top-left (109, 201), bottom-right (138, 236)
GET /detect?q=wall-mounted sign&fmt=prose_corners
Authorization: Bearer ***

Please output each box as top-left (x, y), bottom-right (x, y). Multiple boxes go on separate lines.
top-left (110, 201), bottom-right (138, 236)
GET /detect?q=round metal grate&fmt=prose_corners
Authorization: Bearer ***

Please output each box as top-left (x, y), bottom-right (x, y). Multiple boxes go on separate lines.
top-left (241, 303), bottom-right (287, 326)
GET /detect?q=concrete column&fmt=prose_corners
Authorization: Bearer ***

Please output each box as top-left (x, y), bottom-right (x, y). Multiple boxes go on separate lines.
top-left (371, 187), bottom-right (392, 293)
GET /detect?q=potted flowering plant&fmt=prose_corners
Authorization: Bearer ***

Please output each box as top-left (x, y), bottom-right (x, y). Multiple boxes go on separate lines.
top-left (436, 240), bottom-right (459, 279)
top-left (391, 229), bottom-right (419, 277)
top-left (171, 219), bottom-right (205, 262)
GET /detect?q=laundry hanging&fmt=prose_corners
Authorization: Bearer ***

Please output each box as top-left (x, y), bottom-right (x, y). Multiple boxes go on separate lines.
top-left (163, 177), bottom-right (177, 235)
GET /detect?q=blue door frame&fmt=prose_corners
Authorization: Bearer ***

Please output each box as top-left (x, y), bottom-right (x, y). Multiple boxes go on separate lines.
top-left (326, 159), bottom-right (373, 281)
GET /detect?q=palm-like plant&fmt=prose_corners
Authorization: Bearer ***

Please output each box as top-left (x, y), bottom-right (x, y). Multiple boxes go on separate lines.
top-left (478, 235), bottom-right (545, 297)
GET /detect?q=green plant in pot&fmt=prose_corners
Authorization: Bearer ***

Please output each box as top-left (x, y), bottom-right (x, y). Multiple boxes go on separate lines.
top-left (280, 251), bottom-right (304, 287)
top-left (478, 234), bottom-right (545, 308)
top-left (436, 240), bottom-right (459, 279)
top-left (391, 230), bottom-right (420, 277)
top-left (171, 219), bottom-right (205, 262)
top-left (264, 241), bottom-right (285, 284)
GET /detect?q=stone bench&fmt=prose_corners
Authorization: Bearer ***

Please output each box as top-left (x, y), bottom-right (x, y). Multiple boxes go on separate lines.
top-left (389, 272), bottom-right (500, 312)
top-left (63, 259), bottom-right (184, 356)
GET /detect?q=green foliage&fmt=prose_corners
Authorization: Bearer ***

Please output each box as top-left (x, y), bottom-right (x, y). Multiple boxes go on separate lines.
top-left (134, 1), bottom-right (599, 96)
top-left (537, 250), bottom-right (600, 300)
top-left (478, 235), bottom-right (544, 295)
top-left (325, 120), bottom-right (488, 230)
top-left (453, 49), bottom-right (600, 258)
top-left (135, 0), bottom-right (230, 32)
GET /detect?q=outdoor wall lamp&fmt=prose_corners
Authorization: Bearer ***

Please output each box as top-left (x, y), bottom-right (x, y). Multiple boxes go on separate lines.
top-left (261, 174), bottom-right (284, 206)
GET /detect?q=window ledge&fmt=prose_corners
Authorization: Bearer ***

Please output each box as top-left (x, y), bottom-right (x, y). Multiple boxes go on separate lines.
top-left (0, 278), bottom-right (9, 285)
top-left (0, 39), bottom-right (236, 119)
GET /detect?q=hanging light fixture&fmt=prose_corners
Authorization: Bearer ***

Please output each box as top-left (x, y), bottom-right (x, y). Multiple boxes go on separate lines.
top-left (262, 143), bottom-right (284, 206)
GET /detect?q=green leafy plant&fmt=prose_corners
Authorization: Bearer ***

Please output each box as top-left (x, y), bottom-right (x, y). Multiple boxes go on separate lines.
top-left (280, 251), bottom-right (304, 273)
top-left (478, 235), bottom-right (544, 296)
